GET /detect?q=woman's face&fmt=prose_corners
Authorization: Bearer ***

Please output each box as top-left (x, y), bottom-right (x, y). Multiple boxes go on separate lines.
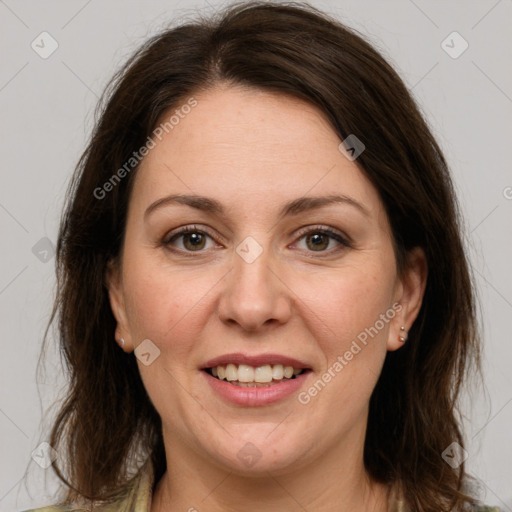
top-left (108, 84), bottom-right (425, 476)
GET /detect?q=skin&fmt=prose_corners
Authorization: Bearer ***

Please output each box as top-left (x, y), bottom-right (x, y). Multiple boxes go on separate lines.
top-left (107, 83), bottom-right (427, 512)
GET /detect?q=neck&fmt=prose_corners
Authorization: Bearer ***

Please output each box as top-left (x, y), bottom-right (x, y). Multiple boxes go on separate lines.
top-left (151, 429), bottom-right (391, 512)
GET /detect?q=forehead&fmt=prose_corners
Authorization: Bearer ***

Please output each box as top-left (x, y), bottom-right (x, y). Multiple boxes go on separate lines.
top-left (131, 85), bottom-right (385, 222)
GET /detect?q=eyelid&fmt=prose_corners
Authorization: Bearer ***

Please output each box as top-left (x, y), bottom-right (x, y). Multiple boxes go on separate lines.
top-left (162, 223), bottom-right (351, 255)
top-left (292, 224), bottom-right (351, 247)
top-left (162, 224), bottom-right (219, 246)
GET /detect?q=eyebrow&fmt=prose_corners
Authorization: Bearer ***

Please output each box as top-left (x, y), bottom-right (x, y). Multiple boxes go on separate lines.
top-left (144, 193), bottom-right (370, 220)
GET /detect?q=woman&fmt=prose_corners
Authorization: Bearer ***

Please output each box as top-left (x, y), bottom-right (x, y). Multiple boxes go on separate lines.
top-left (21, 1), bottom-right (501, 511)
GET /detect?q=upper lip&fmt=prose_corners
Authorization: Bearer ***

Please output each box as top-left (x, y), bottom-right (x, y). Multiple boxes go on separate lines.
top-left (202, 353), bottom-right (311, 370)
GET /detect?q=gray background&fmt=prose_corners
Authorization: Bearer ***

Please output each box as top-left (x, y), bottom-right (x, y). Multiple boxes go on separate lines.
top-left (0, 0), bottom-right (511, 510)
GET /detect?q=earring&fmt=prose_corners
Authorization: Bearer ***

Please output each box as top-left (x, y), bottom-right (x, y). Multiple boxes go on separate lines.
top-left (117, 337), bottom-right (126, 349)
top-left (399, 326), bottom-right (408, 343)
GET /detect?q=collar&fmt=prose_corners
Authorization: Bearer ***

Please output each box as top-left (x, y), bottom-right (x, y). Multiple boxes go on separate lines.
top-left (120, 457), bottom-right (154, 511)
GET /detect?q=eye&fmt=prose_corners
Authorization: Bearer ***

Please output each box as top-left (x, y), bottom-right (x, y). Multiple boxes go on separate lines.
top-left (162, 224), bottom-right (350, 255)
top-left (293, 226), bottom-right (350, 254)
top-left (163, 225), bottom-right (216, 252)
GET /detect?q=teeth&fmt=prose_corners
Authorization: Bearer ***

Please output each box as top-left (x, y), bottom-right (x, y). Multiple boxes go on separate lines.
top-left (283, 366), bottom-right (293, 379)
top-left (208, 363), bottom-right (305, 383)
top-left (255, 365), bottom-right (272, 383)
top-left (225, 363), bottom-right (238, 381)
top-left (238, 364), bottom-right (254, 382)
top-left (272, 364), bottom-right (284, 380)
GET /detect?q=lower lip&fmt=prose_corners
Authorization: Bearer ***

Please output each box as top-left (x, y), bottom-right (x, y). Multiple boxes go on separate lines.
top-left (202, 370), bottom-right (311, 406)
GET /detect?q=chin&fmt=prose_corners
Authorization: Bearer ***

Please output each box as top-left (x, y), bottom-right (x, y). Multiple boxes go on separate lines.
top-left (203, 431), bottom-right (311, 476)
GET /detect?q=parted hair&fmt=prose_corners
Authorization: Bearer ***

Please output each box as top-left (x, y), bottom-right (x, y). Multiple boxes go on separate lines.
top-left (39, 2), bottom-right (481, 510)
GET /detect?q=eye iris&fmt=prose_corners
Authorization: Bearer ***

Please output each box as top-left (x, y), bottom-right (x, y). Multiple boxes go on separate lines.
top-left (306, 233), bottom-right (328, 251)
top-left (184, 232), bottom-right (205, 250)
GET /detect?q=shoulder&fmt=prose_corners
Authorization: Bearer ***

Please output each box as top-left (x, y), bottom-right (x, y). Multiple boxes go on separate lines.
top-left (19, 502), bottom-right (123, 512)
top-left (19, 507), bottom-right (76, 512)
top-left (18, 494), bottom-right (138, 512)
top-left (19, 458), bottom-right (155, 512)
top-left (19, 505), bottom-right (115, 512)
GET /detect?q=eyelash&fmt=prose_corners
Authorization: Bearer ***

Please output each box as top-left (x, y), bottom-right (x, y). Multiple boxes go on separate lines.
top-left (162, 224), bottom-right (351, 257)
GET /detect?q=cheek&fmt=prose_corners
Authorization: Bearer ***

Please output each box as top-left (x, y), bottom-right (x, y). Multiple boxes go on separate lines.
top-left (121, 253), bottom-right (217, 351)
top-left (289, 262), bottom-right (395, 439)
top-left (305, 260), bottom-right (396, 344)
top-left (308, 272), bottom-right (393, 389)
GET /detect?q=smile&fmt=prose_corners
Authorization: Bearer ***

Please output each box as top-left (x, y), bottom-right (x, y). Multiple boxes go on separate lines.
top-left (205, 363), bottom-right (306, 387)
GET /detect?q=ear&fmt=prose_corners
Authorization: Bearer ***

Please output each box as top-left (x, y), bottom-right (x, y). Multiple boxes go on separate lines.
top-left (105, 258), bottom-right (132, 352)
top-left (387, 246), bottom-right (428, 351)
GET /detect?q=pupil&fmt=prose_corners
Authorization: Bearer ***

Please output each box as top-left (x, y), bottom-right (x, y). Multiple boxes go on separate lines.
top-left (308, 233), bottom-right (327, 250)
top-left (186, 233), bottom-right (204, 249)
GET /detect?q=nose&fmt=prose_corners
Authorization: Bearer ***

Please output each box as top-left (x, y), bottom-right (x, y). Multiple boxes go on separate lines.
top-left (216, 242), bottom-right (292, 332)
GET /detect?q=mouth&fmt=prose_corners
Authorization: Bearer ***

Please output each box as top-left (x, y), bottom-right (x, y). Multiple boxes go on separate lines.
top-left (200, 353), bottom-right (313, 405)
top-left (203, 364), bottom-right (312, 387)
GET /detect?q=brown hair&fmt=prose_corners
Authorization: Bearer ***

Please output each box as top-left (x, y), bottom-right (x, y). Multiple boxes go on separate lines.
top-left (38, 1), bottom-right (481, 510)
